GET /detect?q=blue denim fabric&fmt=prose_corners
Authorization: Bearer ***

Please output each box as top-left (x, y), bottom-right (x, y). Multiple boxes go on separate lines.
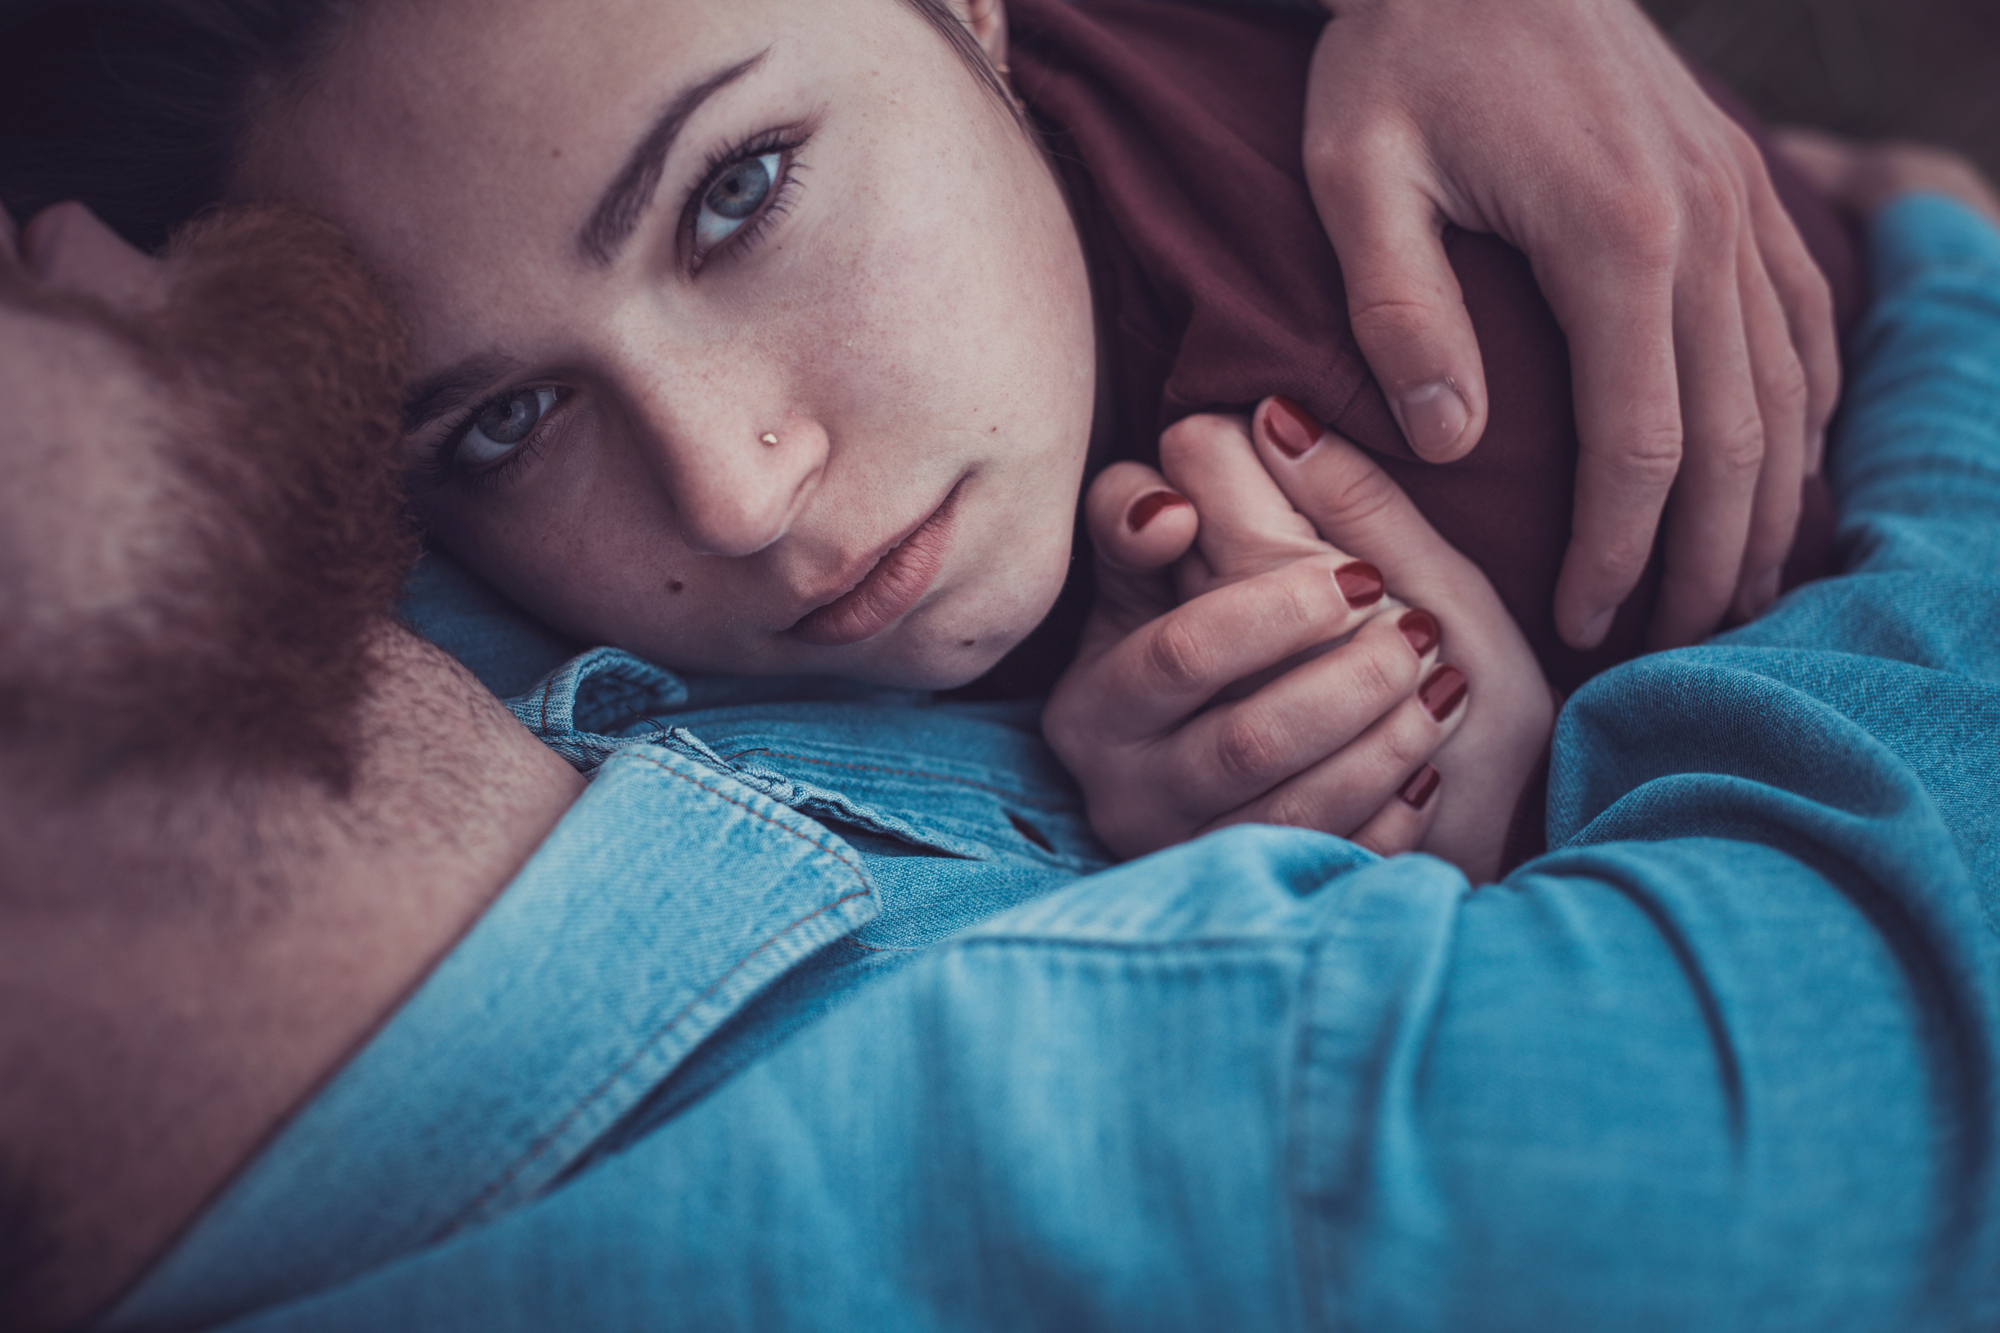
top-left (106, 197), bottom-right (2000, 1332)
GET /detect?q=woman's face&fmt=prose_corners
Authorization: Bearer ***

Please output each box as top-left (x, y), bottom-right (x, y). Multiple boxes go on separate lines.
top-left (258, 0), bottom-right (1094, 687)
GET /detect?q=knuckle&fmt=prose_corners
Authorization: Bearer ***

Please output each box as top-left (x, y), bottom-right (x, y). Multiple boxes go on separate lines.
top-left (1766, 354), bottom-right (1811, 421)
top-left (1598, 423), bottom-right (1684, 494)
top-left (1379, 719), bottom-right (1436, 775)
top-left (1701, 413), bottom-right (1767, 481)
top-left (1158, 413), bottom-right (1245, 475)
top-left (1595, 194), bottom-right (1685, 274)
top-left (1681, 166), bottom-right (1745, 244)
top-left (1143, 616), bottom-right (1217, 694)
top-left (1307, 456), bottom-right (1403, 533)
top-left (1276, 571), bottom-right (1339, 634)
top-left (1255, 783), bottom-right (1328, 835)
top-left (1211, 711), bottom-right (1293, 791)
top-left (1347, 292), bottom-right (1442, 353)
top-left (1346, 644), bottom-right (1405, 708)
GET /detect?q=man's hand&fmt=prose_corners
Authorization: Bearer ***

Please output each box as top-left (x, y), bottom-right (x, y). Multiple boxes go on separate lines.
top-left (1046, 424), bottom-right (1464, 863)
top-left (1304, 0), bottom-right (1840, 650)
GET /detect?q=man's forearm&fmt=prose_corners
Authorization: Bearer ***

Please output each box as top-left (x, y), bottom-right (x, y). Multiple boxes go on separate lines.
top-left (1722, 194), bottom-right (2000, 669)
top-left (1826, 195), bottom-right (2000, 571)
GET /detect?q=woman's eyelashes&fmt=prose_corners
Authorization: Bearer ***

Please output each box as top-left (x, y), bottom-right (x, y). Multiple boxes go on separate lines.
top-left (414, 385), bottom-right (567, 494)
top-left (685, 128), bottom-right (810, 271)
top-left (462, 386), bottom-right (560, 466)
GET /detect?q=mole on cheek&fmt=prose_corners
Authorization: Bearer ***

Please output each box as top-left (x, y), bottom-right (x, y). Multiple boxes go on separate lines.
top-left (669, 580), bottom-right (686, 594)
top-left (961, 639), bottom-right (976, 648)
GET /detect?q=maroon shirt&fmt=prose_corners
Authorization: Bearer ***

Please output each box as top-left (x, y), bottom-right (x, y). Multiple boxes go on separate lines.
top-left (1003, 0), bottom-right (1863, 697)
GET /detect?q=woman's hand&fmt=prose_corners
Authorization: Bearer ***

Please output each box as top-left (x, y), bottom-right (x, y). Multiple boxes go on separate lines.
top-left (1300, 0), bottom-right (1839, 652)
top-left (1046, 426), bottom-right (1465, 865)
top-left (1047, 399), bottom-right (1555, 879)
top-left (1240, 398), bottom-right (1556, 878)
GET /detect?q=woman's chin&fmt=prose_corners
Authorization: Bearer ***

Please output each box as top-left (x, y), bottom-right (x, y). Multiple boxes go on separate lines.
top-left (832, 631), bottom-right (1023, 693)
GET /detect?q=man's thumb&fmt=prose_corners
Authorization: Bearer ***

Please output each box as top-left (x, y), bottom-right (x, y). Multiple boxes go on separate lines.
top-left (1318, 183), bottom-right (1489, 463)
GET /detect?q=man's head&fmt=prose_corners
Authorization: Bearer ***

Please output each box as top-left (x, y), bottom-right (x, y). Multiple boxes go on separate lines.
top-left (0, 202), bottom-right (414, 802)
top-left (0, 199), bottom-right (409, 1324)
top-left (0, 203), bottom-right (583, 1331)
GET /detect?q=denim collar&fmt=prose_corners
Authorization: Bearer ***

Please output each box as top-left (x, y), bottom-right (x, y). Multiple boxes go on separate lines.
top-left (105, 729), bottom-right (878, 1332)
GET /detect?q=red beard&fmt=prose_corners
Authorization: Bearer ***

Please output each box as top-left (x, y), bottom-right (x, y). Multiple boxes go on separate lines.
top-left (0, 207), bottom-right (415, 792)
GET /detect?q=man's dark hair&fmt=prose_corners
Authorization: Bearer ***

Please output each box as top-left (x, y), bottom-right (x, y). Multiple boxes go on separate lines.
top-left (0, 0), bottom-right (353, 251)
top-left (0, 1154), bottom-right (57, 1331)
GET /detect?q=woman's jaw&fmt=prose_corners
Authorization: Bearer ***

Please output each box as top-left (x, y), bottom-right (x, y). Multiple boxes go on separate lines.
top-left (247, 0), bottom-right (1096, 689)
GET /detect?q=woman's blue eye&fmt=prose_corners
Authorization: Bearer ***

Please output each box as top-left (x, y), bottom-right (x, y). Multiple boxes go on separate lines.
top-left (695, 152), bottom-right (781, 251)
top-left (458, 387), bottom-right (558, 468)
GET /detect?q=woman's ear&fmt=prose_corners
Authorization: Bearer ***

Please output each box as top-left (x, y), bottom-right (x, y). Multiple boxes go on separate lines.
top-left (962, 0), bottom-right (1008, 69)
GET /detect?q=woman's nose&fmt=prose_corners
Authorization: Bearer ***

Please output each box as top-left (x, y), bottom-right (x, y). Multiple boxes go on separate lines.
top-left (633, 400), bottom-right (831, 559)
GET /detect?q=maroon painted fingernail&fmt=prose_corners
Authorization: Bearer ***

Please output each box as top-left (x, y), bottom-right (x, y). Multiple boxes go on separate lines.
top-left (1419, 665), bottom-right (1468, 722)
top-left (1127, 488), bottom-right (1191, 533)
top-left (1334, 561), bottom-right (1384, 609)
top-left (1398, 609), bottom-right (1440, 656)
top-left (1398, 764), bottom-right (1441, 810)
top-left (1266, 395), bottom-right (1326, 458)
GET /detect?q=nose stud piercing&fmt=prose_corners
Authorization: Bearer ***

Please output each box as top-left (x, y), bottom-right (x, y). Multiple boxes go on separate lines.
top-left (760, 432), bottom-right (780, 447)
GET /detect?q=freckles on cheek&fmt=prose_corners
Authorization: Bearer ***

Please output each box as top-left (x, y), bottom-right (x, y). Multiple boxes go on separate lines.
top-left (813, 192), bottom-right (987, 392)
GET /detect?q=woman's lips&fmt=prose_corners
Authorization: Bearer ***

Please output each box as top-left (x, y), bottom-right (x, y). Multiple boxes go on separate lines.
top-left (789, 483), bottom-right (963, 648)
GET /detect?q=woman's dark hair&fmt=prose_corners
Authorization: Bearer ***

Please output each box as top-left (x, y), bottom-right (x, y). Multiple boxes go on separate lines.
top-left (0, 0), bottom-right (351, 252)
top-left (0, 0), bottom-right (1020, 255)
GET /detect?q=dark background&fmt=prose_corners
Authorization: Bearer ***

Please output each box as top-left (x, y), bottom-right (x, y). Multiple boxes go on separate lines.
top-left (1641, 0), bottom-right (2000, 178)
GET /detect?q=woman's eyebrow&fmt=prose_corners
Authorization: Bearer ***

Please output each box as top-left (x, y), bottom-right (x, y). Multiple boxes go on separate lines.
top-left (403, 352), bottom-right (524, 432)
top-left (578, 49), bottom-right (771, 268)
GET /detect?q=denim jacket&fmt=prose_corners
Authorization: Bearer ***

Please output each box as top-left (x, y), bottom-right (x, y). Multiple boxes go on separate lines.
top-left (107, 198), bottom-right (2000, 1333)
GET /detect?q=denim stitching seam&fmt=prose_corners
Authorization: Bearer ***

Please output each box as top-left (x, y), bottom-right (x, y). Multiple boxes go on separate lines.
top-left (436, 754), bottom-right (872, 1237)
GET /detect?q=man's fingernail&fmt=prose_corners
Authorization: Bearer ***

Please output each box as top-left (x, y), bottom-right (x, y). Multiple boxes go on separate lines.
top-left (1397, 380), bottom-right (1470, 457)
top-left (1419, 665), bottom-right (1468, 722)
top-left (1397, 609), bottom-right (1440, 656)
top-left (1127, 489), bottom-right (1190, 533)
top-left (1266, 396), bottom-right (1326, 458)
top-left (1398, 764), bottom-right (1441, 810)
top-left (1335, 560), bottom-right (1385, 609)
top-left (1579, 607), bottom-right (1615, 648)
